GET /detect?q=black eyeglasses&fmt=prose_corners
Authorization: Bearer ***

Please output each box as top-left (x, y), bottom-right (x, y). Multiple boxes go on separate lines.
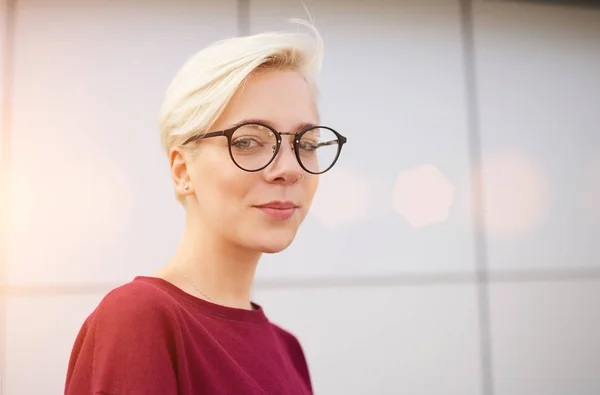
top-left (182, 122), bottom-right (347, 174)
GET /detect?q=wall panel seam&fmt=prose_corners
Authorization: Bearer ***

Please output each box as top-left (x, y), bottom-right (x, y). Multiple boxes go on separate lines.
top-left (458, 0), bottom-right (495, 394)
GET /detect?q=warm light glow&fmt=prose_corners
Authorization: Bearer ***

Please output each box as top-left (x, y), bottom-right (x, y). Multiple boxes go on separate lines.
top-left (392, 164), bottom-right (454, 228)
top-left (309, 167), bottom-right (372, 230)
top-left (477, 150), bottom-right (549, 238)
top-left (7, 173), bottom-right (35, 238)
top-left (9, 152), bottom-right (135, 252)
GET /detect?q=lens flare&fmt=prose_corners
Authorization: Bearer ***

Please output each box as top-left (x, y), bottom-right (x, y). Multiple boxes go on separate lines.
top-left (392, 164), bottom-right (455, 228)
top-left (309, 167), bottom-right (373, 230)
top-left (475, 150), bottom-right (549, 238)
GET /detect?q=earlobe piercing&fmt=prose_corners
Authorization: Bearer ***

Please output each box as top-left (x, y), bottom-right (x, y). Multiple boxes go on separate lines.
top-left (184, 184), bottom-right (190, 190)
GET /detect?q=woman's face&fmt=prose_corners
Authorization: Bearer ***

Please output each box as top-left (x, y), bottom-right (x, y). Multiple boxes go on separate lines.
top-left (172, 69), bottom-right (320, 254)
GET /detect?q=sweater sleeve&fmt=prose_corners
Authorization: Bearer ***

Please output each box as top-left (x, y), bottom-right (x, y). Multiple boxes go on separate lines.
top-left (64, 285), bottom-right (179, 395)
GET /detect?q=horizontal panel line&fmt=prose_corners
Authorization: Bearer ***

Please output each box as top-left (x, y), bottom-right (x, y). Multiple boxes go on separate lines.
top-left (2, 268), bottom-right (600, 296)
top-left (500, 0), bottom-right (600, 10)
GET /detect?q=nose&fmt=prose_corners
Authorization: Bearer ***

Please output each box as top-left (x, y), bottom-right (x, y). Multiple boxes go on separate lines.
top-left (263, 136), bottom-right (303, 184)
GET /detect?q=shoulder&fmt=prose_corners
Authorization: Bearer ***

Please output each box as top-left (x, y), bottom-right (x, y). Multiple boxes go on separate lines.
top-left (270, 323), bottom-right (313, 389)
top-left (86, 277), bottom-right (182, 335)
top-left (271, 323), bottom-right (303, 349)
top-left (67, 278), bottom-right (181, 375)
top-left (66, 277), bottom-right (181, 394)
top-left (99, 277), bottom-right (177, 314)
top-left (270, 322), bottom-right (309, 363)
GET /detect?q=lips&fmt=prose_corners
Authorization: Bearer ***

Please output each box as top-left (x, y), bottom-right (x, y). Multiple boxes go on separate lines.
top-left (255, 201), bottom-right (297, 210)
top-left (254, 201), bottom-right (298, 220)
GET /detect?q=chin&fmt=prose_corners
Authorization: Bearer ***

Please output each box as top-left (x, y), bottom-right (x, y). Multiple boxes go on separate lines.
top-left (259, 242), bottom-right (293, 254)
top-left (241, 212), bottom-right (306, 254)
top-left (250, 229), bottom-right (298, 254)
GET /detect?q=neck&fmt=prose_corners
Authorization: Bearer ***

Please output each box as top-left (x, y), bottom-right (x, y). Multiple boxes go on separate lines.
top-left (159, 216), bottom-right (261, 310)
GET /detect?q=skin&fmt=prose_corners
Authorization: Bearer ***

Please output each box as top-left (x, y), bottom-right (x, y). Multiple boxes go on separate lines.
top-left (154, 69), bottom-right (319, 310)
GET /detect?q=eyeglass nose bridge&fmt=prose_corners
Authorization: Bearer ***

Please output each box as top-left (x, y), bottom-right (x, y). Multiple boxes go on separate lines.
top-left (271, 131), bottom-right (300, 153)
top-left (274, 131), bottom-right (300, 142)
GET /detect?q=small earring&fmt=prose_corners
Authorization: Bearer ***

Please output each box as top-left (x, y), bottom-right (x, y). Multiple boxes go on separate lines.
top-left (184, 184), bottom-right (190, 190)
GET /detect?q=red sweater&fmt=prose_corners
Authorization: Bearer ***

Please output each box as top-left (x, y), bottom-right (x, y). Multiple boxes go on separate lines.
top-left (65, 276), bottom-right (313, 395)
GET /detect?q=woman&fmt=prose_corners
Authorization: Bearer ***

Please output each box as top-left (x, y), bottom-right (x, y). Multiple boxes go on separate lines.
top-left (64, 20), bottom-right (347, 395)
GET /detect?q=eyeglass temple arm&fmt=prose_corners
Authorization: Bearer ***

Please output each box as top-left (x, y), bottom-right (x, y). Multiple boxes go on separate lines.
top-left (182, 130), bottom-right (226, 145)
top-left (316, 140), bottom-right (340, 148)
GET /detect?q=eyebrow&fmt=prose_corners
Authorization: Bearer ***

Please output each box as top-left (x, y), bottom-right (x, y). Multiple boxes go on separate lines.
top-left (231, 118), bottom-right (318, 132)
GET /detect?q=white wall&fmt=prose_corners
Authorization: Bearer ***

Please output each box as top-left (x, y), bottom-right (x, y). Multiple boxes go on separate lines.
top-left (1, 0), bottom-right (599, 394)
top-left (474, 2), bottom-right (600, 394)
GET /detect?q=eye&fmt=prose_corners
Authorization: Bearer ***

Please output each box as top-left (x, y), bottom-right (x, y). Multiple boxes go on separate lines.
top-left (232, 137), bottom-right (260, 149)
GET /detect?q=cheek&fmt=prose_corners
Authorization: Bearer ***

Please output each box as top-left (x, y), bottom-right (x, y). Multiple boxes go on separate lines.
top-left (197, 168), bottom-right (255, 214)
top-left (192, 153), bottom-right (251, 211)
top-left (304, 178), bottom-right (319, 207)
top-left (203, 175), bottom-right (243, 205)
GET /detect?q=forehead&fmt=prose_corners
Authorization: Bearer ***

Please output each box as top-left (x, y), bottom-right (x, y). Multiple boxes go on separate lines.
top-left (216, 69), bottom-right (319, 131)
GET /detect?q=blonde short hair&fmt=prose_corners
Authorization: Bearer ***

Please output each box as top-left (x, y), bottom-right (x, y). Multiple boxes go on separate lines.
top-left (158, 19), bottom-right (324, 155)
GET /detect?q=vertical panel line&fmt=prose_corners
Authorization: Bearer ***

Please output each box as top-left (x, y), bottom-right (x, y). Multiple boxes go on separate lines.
top-left (237, 0), bottom-right (250, 36)
top-left (458, 0), bottom-right (495, 394)
top-left (0, 0), bottom-right (15, 391)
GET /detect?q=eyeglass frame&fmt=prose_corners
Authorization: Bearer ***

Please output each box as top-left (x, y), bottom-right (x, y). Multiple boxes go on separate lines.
top-left (181, 121), bottom-right (348, 175)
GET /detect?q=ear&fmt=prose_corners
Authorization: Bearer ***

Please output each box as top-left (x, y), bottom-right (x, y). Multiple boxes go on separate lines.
top-left (170, 147), bottom-right (194, 196)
